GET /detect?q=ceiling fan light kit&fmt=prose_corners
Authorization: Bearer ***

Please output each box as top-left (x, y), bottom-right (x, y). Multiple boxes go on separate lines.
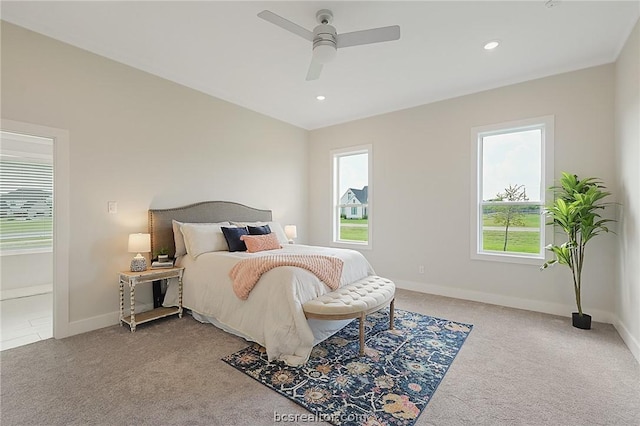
top-left (258, 9), bottom-right (400, 81)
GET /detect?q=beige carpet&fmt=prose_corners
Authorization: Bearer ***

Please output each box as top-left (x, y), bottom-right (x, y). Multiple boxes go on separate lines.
top-left (1, 289), bottom-right (639, 425)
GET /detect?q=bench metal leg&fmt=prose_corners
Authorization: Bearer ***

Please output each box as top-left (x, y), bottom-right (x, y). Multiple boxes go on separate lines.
top-left (359, 312), bottom-right (365, 356)
top-left (390, 298), bottom-right (395, 330)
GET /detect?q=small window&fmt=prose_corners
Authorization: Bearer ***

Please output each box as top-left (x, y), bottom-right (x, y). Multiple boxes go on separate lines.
top-left (471, 116), bottom-right (554, 264)
top-left (332, 145), bottom-right (371, 248)
top-left (0, 131), bottom-right (54, 254)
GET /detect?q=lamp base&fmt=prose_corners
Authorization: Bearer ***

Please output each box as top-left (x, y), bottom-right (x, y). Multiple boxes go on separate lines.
top-left (130, 257), bottom-right (147, 272)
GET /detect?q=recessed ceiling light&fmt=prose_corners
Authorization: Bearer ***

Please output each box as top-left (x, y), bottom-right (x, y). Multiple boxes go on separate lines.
top-left (483, 40), bottom-right (500, 50)
top-left (316, 95), bottom-right (326, 101)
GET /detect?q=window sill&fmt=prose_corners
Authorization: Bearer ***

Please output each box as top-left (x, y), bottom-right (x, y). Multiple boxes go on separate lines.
top-left (331, 241), bottom-right (372, 251)
top-left (471, 251), bottom-right (545, 266)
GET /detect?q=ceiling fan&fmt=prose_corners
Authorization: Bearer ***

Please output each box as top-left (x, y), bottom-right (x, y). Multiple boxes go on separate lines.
top-left (258, 9), bottom-right (401, 81)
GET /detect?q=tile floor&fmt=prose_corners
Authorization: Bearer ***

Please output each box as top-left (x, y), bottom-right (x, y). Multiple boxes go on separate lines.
top-left (0, 293), bottom-right (53, 351)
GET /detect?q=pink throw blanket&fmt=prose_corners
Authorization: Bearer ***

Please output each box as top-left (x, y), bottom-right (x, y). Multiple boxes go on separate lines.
top-left (230, 254), bottom-right (344, 300)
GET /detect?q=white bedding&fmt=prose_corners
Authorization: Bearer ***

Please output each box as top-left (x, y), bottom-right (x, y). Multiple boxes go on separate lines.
top-left (163, 244), bottom-right (375, 366)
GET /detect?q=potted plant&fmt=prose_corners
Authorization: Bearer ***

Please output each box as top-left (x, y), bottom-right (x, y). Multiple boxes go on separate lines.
top-left (156, 247), bottom-right (170, 262)
top-left (541, 172), bottom-right (615, 329)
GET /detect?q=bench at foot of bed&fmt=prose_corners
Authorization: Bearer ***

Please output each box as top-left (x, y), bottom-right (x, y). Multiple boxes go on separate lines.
top-left (302, 275), bottom-right (396, 356)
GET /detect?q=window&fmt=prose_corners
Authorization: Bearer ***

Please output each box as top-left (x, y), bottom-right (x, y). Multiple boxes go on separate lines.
top-left (332, 145), bottom-right (371, 248)
top-left (0, 131), bottom-right (54, 253)
top-left (471, 116), bottom-right (554, 264)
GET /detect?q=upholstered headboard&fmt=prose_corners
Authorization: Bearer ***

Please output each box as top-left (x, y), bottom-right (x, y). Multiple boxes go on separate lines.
top-left (148, 201), bottom-right (272, 258)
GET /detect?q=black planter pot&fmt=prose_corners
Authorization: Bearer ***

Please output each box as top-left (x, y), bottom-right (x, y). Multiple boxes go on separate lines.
top-left (572, 312), bottom-right (592, 330)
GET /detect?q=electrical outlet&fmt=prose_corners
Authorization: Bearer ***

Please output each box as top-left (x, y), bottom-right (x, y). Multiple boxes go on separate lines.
top-left (108, 201), bottom-right (118, 214)
top-left (418, 265), bottom-right (425, 274)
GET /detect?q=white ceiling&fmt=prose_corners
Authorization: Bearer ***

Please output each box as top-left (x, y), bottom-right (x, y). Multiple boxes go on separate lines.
top-left (2, 1), bottom-right (638, 130)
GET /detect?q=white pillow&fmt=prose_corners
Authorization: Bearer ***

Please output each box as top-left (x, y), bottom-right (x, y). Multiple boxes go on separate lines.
top-left (172, 220), bottom-right (188, 257)
top-left (172, 220), bottom-right (230, 257)
top-left (179, 222), bottom-right (232, 258)
top-left (230, 221), bottom-right (289, 245)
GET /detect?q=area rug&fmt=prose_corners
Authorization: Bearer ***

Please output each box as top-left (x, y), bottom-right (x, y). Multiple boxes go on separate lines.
top-left (222, 309), bottom-right (473, 426)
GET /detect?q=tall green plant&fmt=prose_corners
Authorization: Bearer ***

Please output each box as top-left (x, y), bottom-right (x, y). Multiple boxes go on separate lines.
top-left (541, 172), bottom-right (615, 316)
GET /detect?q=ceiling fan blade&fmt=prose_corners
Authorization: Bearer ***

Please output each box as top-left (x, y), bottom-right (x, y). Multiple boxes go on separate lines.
top-left (306, 60), bottom-right (323, 81)
top-left (336, 25), bottom-right (400, 48)
top-left (257, 10), bottom-right (313, 42)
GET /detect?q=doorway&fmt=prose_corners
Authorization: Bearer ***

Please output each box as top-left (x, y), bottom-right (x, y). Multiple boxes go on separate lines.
top-left (0, 119), bottom-right (70, 350)
top-left (0, 130), bottom-right (54, 350)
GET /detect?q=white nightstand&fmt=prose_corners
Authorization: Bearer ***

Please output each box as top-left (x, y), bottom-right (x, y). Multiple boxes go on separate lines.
top-left (118, 267), bottom-right (184, 332)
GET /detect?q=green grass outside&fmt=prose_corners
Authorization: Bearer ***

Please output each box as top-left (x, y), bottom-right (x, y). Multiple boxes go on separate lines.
top-left (482, 212), bottom-right (541, 228)
top-left (482, 230), bottom-right (540, 254)
top-left (339, 218), bottom-right (369, 242)
top-left (340, 226), bottom-right (368, 241)
top-left (0, 217), bottom-right (52, 231)
top-left (0, 217), bottom-right (52, 250)
top-left (340, 218), bottom-right (368, 224)
top-left (482, 212), bottom-right (541, 253)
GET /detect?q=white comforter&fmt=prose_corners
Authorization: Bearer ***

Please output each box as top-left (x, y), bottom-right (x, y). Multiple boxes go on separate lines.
top-left (166, 244), bottom-right (375, 366)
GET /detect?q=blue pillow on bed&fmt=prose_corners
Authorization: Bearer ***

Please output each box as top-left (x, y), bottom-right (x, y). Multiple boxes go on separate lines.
top-left (247, 224), bottom-right (271, 235)
top-left (222, 226), bottom-right (249, 252)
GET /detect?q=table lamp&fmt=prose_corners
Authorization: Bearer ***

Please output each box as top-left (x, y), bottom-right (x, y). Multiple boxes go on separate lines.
top-left (284, 225), bottom-right (297, 244)
top-left (128, 233), bottom-right (150, 272)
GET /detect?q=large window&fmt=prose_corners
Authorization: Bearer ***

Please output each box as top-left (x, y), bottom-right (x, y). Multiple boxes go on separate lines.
top-left (471, 116), bottom-right (554, 264)
top-left (0, 131), bottom-right (54, 253)
top-left (332, 145), bottom-right (371, 248)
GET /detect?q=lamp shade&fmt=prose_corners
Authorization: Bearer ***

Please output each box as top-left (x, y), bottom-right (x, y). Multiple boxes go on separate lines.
top-left (284, 225), bottom-right (297, 240)
top-left (128, 233), bottom-right (150, 254)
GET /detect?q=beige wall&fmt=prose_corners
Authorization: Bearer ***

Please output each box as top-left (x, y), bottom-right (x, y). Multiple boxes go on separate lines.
top-left (309, 65), bottom-right (618, 321)
top-left (614, 19), bottom-right (640, 362)
top-left (1, 22), bottom-right (308, 327)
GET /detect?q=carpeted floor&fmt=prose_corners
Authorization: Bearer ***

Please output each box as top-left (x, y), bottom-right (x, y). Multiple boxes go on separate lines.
top-left (1, 288), bottom-right (639, 425)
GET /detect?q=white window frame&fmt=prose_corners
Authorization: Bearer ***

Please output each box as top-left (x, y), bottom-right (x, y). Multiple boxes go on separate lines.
top-left (331, 145), bottom-right (372, 250)
top-left (470, 115), bottom-right (554, 265)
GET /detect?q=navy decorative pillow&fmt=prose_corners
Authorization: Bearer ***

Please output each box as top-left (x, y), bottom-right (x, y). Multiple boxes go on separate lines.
top-left (247, 224), bottom-right (271, 235)
top-left (222, 227), bottom-right (249, 252)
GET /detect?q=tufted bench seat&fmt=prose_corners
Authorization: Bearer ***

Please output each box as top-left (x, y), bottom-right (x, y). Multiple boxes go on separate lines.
top-left (303, 275), bottom-right (396, 356)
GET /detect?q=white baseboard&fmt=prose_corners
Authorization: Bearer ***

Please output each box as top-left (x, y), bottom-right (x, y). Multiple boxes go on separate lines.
top-left (68, 311), bottom-right (120, 336)
top-left (393, 279), bottom-right (615, 324)
top-left (613, 317), bottom-right (640, 364)
top-left (67, 302), bottom-right (155, 336)
top-left (0, 284), bottom-right (53, 301)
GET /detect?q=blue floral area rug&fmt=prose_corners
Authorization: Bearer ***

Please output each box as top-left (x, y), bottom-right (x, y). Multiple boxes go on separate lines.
top-left (222, 309), bottom-right (472, 426)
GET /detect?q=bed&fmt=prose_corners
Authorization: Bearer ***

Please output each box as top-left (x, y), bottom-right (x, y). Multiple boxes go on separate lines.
top-left (148, 201), bottom-right (375, 366)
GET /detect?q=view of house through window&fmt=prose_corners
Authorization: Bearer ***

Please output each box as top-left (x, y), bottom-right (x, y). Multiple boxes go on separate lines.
top-left (332, 146), bottom-right (370, 246)
top-left (473, 116), bottom-right (553, 261)
top-left (0, 131), bottom-right (54, 253)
